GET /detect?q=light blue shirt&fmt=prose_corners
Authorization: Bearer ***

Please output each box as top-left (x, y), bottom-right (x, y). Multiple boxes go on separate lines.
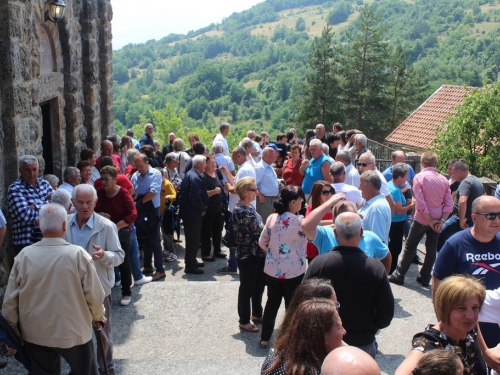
top-left (382, 164), bottom-right (416, 183)
top-left (359, 194), bottom-right (391, 244)
top-left (131, 166), bottom-right (162, 208)
top-left (70, 213), bottom-right (95, 249)
top-left (214, 153), bottom-right (235, 183)
top-left (255, 160), bottom-right (279, 197)
top-left (388, 181), bottom-right (407, 222)
top-left (0, 209), bottom-right (6, 228)
top-left (312, 225), bottom-right (389, 259)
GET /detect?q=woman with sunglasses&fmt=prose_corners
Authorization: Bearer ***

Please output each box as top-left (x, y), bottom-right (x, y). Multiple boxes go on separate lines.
top-left (304, 181), bottom-right (335, 262)
top-left (258, 185), bottom-right (307, 348)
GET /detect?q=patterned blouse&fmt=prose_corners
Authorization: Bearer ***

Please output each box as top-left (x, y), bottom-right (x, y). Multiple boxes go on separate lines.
top-left (411, 325), bottom-right (487, 375)
top-left (261, 349), bottom-right (321, 375)
top-left (232, 202), bottom-right (264, 261)
top-left (259, 212), bottom-right (307, 279)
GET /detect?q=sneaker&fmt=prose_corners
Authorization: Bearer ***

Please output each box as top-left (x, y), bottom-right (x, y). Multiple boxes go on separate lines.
top-left (134, 276), bottom-right (152, 285)
top-left (165, 252), bottom-right (177, 262)
top-left (114, 280), bottom-right (121, 287)
top-left (217, 266), bottom-right (238, 275)
top-left (120, 296), bottom-right (132, 306)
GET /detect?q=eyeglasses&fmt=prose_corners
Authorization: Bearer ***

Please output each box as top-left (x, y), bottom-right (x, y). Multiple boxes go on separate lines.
top-left (336, 301), bottom-right (340, 311)
top-left (474, 212), bottom-right (500, 220)
top-left (321, 189), bottom-right (335, 196)
top-left (357, 162), bottom-right (373, 167)
top-left (100, 177), bottom-right (115, 182)
top-left (248, 188), bottom-right (258, 192)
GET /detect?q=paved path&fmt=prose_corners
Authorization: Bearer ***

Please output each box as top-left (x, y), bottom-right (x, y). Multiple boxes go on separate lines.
top-left (4, 239), bottom-right (435, 374)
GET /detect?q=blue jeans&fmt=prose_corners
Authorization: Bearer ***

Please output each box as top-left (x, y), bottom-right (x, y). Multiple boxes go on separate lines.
top-left (115, 224), bottom-right (142, 282)
top-left (437, 215), bottom-right (470, 252)
top-left (228, 248), bottom-right (237, 270)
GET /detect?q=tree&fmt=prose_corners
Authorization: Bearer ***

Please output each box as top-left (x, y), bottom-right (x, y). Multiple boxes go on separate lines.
top-left (388, 45), bottom-right (429, 131)
top-left (149, 104), bottom-right (186, 146)
top-left (336, 5), bottom-right (391, 139)
top-left (293, 24), bottom-right (342, 132)
top-left (295, 17), bottom-right (306, 32)
top-left (433, 83), bottom-right (500, 179)
top-left (327, 1), bottom-right (352, 25)
top-left (113, 64), bottom-right (129, 84)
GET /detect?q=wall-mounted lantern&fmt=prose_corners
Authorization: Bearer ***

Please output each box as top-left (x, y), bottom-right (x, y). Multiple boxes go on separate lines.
top-left (44, 0), bottom-right (67, 24)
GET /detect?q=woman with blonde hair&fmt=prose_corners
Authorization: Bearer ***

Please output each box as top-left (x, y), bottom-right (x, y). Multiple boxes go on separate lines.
top-left (395, 275), bottom-right (487, 375)
top-left (232, 177), bottom-right (265, 333)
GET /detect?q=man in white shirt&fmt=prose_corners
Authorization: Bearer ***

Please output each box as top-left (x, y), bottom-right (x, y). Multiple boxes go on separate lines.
top-left (213, 141), bottom-right (235, 183)
top-left (212, 122), bottom-right (230, 156)
top-left (336, 151), bottom-right (360, 188)
top-left (330, 162), bottom-right (363, 208)
top-left (358, 152), bottom-right (395, 215)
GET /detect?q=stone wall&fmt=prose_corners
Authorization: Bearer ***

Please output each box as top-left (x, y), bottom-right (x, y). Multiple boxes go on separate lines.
top-left (0, 0), bottom-right (114, 274)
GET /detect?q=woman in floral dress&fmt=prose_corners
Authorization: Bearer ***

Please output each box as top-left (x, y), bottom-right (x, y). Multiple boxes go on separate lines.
top-left (258, 185), bottom-right (307, 348)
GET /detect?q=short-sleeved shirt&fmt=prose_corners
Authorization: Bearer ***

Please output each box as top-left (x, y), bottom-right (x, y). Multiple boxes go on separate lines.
top-left (345, 164), bottom-right (360, 188)
top-left (94, 175), bottom-right (133, 192)
top-left (228, 161), bottom-right (256, 213)
top-left (214, 153), bottom-right (235, 183)
top-left (452, 175), bottom-right (484, 221)
top-left (213, 134), bottom-right (229, 156)
top-left (131, 167), bottom-right (162, 208)
top-left (255, 160), bottom-right (279, 197)
top-left (203, 173), bottom-right (224, 215)
top-left (312, 226), bottom-right (389, 259)
top-left (388, 181), bottom-right (407, 222)
top-left (411, 325), bottom-right (486, 375)
top-left (332, 182), bottom-right (363, 206)
top-left (359, 194), bottom-right (391, 244)
top-left (232, 203), bottom-right (264, 260)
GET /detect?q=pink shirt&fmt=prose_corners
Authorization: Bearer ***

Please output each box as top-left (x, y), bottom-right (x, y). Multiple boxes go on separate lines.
top-left (259, 212), bottom-right (307, 279)
top-left (413, 167), bottom-right (453, 225)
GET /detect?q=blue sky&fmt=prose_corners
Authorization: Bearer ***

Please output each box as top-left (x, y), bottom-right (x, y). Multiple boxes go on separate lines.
top-left (111, 0), bottom-right (264, 49)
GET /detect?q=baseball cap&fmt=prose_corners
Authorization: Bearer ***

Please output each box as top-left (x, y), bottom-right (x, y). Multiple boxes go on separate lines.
top-left (267, 143), bottom-right (282, 151)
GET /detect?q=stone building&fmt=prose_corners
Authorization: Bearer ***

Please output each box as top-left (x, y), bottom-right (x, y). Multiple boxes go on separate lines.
top-left (0, 0), bottom-right (114, 201)
top-left (0, 0), bottom-right (114, 272)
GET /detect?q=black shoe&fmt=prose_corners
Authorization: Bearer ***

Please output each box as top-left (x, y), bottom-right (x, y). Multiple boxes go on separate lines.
top-left (217, 266), bottom-right (238, 275)
top-left (416, 276), bottom-right (429, 287)
top-left (389, 275), bottom-right (404, 286)
top-left (185, 268), bottom-right (204, 274)
top-left (0, 359), bottom-right (7, 369)
top-left (412, 256), bottom-right (424, 265)
top-left (197, 262), bottom-right (205, 268)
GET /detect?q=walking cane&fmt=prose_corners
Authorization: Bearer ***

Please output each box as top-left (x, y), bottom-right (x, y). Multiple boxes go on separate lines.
top-left (96, 323), bottom-right (109, 375)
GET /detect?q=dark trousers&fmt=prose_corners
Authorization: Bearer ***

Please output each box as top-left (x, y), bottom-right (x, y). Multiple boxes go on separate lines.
top-left (437, 214), bottom-right (470, 252)
top-left (237, 255), bottom-right (265, 324)
top-left (261, 274), bottom-right (303, 341)
top-left (388, 221), bottom-right (405, 274)
top-left (184, 219), bottom-right (202, 269)
top-left (24, 339), bottom-right (97, 375)
top-left (392, 220), bottom-right (440, 284)
top-left (136, 208), bottom-right (164, 273)
top-left (117, 229), bottom-right (132, 297)
top-left (201, 211), bottom-right (224, 257)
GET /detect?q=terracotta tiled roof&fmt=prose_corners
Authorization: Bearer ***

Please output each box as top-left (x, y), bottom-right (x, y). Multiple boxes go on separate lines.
top-left (385, 85), bottom-right (476, 150)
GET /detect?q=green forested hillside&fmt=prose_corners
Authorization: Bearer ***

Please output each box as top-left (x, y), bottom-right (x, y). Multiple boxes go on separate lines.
top-left (112, 0), bottom-right (500, 143)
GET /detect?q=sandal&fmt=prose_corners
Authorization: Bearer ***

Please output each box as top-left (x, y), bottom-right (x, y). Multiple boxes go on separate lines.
top-left (239, 322), bottom-right (259, 333)
top-left (260, 341), bottom-right (269, 349)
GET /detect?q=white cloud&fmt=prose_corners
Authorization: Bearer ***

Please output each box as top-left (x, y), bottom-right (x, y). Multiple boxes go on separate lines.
top-left (111, 0), bottom-right (264, 49)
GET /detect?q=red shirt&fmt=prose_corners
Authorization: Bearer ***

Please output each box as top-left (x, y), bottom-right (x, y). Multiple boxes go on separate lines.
top-left (305, 205), bottom-right (333, 259)
top-left (94, 175), bottom-right (133, 193)
top-left (95, 187), bottom-right (137, 226)
top-left (283, 158), bottom-right (304, 187)
top-left (96, 154), bottom-right (122, 171)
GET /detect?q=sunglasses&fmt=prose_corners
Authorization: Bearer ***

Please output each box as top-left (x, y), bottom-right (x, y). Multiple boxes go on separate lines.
top-left (357, 162), bottom-right (373, 167)
top-left (100, 177), bottom-right (115, 182)
top-left (321, 189), bottom-right (335, 196)
top-left (474, 212), bottom-right (500, 220)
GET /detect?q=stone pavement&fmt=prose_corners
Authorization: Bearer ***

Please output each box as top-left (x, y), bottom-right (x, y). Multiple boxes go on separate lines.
top-left (3, 239), bottom-right (435, 375)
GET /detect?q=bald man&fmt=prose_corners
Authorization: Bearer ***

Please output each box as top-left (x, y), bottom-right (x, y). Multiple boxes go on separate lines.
top-left (321, 346), bottom-right (381, 375)
top-left (96, 140), bottom-right (121, 170)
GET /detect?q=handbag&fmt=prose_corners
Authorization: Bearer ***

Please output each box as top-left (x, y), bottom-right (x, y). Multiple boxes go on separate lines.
top-left (222, 216), bottom-right (236, 248)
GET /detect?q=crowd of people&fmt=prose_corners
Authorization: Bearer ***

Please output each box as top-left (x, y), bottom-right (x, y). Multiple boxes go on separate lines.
top-left (2, 121), bottom-right (500, 375)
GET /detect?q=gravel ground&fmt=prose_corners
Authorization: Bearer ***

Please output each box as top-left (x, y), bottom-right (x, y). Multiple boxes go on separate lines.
top-left (2, 235), bottom-right (434, 374)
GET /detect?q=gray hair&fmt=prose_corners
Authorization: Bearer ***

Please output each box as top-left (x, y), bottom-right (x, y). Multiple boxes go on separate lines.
top-left (336, 151), bottom-right (351, 164)
top-left (213, 141), bottom-right (224, 153)
top-left (19, 155), bottom-right (38, 169)
top-left (322, 143), bottom-right (329, 154)
top-left (241, 137), bottom-right (254, 150)
top-left (392, 163), bottom-right (409, 180)
top-left (39, 203), bottom-right (67, 233)
top-left (309, 138), bottom-right (322, 148)
top-left (43, 174), bottom-right (59, 187)
top-left (335, 212), bottom-right (362, 240)
top-left (220, 122), bottom-right (230, 132)
top-left (360, 152), bottom-right (376, 164)
top-left (193, 155), bottom-right (206, 168)
top-left (360, 171), bottom-right (381, 191)
top-left (330, 162), bottom-right (346, 177)
top-left (51, 188), bottom-right (72, 212)
top-left (63, 167), bottom-right (80, 182)
top-left (355, 134), bottom-right (367, 146)
top-left (72, 184), bottom-right (97, 201)
top-left (452, 160), bottom-right (469, 173)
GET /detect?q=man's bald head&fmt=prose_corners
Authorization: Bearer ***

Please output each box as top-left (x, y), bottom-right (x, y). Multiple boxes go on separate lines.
top-left (321, 346), bottom-right (380, 375)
